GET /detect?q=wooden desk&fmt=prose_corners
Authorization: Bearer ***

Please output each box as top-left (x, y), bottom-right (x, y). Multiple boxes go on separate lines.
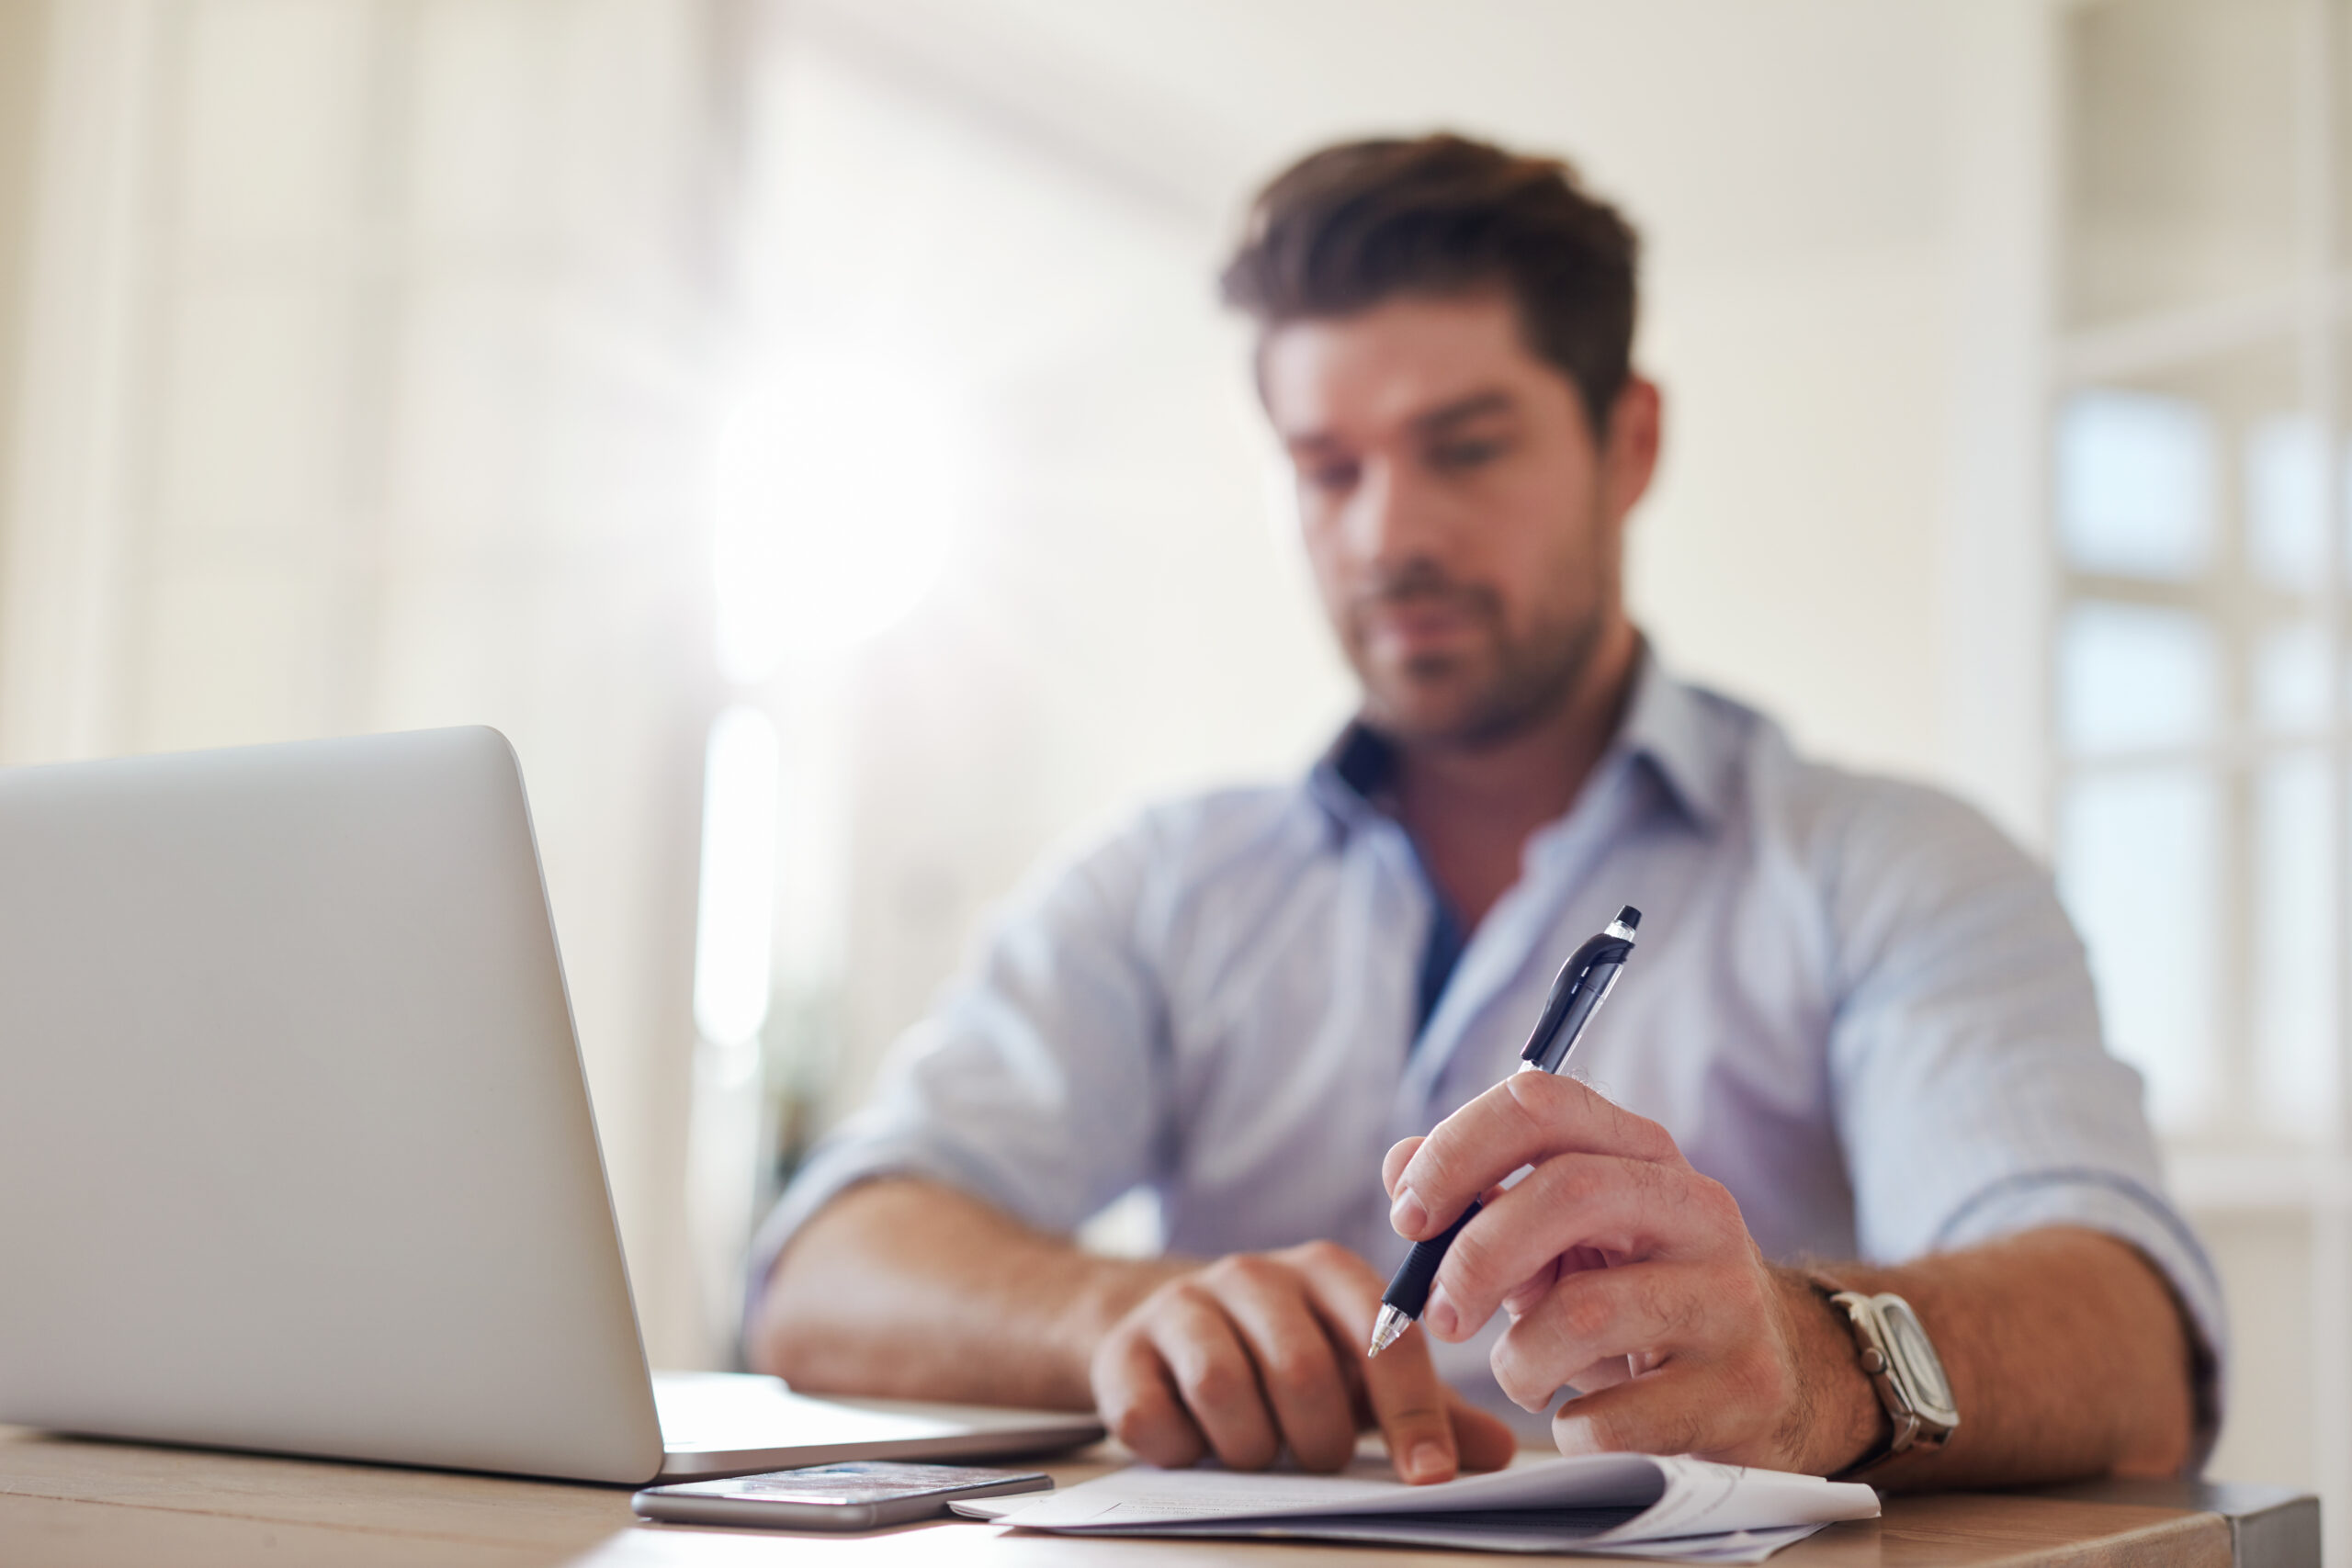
top-left (0, 1427), bottom-right (2317, 1567)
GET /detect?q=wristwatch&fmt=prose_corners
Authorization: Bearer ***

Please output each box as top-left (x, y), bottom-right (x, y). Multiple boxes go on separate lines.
top-left (1811, 1281), bottom-right (1959, 1478)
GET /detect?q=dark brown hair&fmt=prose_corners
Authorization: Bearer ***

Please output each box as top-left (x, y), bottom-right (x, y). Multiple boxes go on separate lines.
top-left (1219, 133), bottom-right (1641, 432)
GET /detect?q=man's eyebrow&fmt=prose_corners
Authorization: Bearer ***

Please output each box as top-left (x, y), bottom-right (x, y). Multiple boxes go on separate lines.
top-left (1282, 389), bottom-right (1521, 453)
top-left (1412, 389), bottom-right (1518, 435)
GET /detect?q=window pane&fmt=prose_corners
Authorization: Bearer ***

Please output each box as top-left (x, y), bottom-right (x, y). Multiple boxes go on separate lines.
top-left (2057, 768), bottom-right (2220, 1133)
top-left (2059, 602), bottom-right (2219, 753)
top-left (2064, 0), bottom-right (2300, 326)
top-left (2245, 413), bottom-right (2325, 591)
top-left (155, 283), bottom-right (350, 542)
top-left (2255, 753), bottom-right (2338, 1137)
top-left (137, 567), bottom-right (334, 751)
top-left (387, 285), bottom-right (535, 547)
top-left (2256, 620), bottom-right (2330, 732)
top-left (2056, 391), bottom-right (2214, 579)
top-left (411, 0), bottom-right (558, 246)
top-left (176, 0), bottom-right (368, 254)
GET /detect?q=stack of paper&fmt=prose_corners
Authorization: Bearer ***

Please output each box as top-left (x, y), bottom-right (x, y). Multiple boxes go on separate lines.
top-left (955, 1451), bottom-right (1879, 1562)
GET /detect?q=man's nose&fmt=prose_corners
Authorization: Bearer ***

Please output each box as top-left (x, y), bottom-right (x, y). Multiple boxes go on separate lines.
top-left (1342, 457), bottom-right (1448, 568)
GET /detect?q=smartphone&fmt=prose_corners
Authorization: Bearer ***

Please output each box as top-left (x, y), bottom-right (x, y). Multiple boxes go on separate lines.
top-left (630, 1461), bottom-right (1053, 1531)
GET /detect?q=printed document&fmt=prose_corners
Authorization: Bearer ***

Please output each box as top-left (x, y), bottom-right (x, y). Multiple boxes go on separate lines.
top-left (955, 1451), bottom-right (1879, 1562)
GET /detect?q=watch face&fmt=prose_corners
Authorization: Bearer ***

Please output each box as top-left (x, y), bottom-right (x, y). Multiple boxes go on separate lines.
top-left (1880, 1299), bottom-right (1956, 1419)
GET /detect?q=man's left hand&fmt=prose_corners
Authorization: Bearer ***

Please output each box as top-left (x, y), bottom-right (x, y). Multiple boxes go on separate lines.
top-left (1383, 1071), bottom-right (1879, 1473)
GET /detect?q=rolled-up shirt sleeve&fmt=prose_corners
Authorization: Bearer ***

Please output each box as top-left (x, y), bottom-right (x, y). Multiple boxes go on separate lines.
top-left (744, 818), bottom-right (1172, 1320)
top-left (1823, 781), bottom-right (2226, 1442)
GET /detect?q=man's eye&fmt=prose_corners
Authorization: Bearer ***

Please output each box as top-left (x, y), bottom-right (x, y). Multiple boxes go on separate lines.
top-left (1430, 438), bottom-right (1506, 472)
top-left (1303, 460), bottom-right (1360, 494)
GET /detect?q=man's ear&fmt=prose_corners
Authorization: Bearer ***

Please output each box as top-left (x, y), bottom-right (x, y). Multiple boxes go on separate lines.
top-left (1601, 377), bottom-right (1662, 522)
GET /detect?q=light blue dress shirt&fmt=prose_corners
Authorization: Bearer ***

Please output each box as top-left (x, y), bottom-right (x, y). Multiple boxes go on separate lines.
top-left (752, 651), bottom-right (2224, 1440)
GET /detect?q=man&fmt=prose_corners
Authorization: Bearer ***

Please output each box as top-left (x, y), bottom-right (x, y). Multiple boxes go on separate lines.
top-left (746, 135), bottom-right (2219, 1489)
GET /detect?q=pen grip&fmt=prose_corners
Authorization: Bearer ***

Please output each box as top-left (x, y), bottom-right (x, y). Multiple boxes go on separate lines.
top-left (1379, 1198), bottom-right (1481, 1317)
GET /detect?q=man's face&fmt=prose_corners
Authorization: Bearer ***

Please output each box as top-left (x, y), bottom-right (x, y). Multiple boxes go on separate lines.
top-left (1261, 293), bottom-right (1657, 747)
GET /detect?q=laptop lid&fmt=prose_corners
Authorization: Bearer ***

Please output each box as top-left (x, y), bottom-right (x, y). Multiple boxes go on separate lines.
top-left (0, 728), bottom-right (665, 1483)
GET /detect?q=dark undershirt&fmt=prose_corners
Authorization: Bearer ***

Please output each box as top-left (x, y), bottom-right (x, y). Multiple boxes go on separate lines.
top-left (1414, 876), bottom-right (1469, 1037)
top-left (1330, 726), bottom-right (1471, 1042)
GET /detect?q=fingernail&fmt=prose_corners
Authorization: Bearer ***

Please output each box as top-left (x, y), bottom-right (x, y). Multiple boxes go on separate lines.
top-left (1390, 1188), bottom-right (1429, 1235)
top-left (1407, 1439), bottom-right (1450, 1483)
top-left (1426, 1282), bottom-right (1459, 1337)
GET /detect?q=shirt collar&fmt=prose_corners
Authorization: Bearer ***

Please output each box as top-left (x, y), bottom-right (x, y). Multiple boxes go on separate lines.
top-left (1305, 640), bottom-right (1734, 839)
top-left (1611, 646), bottom-right (1734, 833)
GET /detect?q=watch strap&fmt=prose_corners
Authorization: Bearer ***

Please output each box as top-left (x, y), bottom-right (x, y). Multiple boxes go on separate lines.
top-left (1809, 1277), bottom-right (1950, 1481)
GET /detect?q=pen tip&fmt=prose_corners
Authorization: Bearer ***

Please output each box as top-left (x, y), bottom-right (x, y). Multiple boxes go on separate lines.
top-left (1616, 906), bottom-right (1641, 931)
top-left (1367, 1305), bottom-right (1409, 1359)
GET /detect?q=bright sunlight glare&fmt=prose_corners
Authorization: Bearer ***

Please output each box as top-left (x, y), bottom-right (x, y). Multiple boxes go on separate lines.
top-left (692, 705), bottom-right (783, 1047)
top-left (711, 361), bottom-right (975, 683)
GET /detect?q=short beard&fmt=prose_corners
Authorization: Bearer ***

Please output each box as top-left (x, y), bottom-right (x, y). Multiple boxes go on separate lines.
top-left (1347, 563), bottom-right (1607, 750)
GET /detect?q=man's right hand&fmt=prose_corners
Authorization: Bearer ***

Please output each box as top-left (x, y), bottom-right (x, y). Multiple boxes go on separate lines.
top-left (1087, 1238), bottom-right (1517, 1483)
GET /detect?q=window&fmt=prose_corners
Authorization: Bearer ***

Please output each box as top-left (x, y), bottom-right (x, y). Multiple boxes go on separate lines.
top-left (5, 0), bottom-right (725, 1363)
top-left (2053, 0), bottom-right (2346, 1149)
top-left (2051, 0), bottom-right (2352, 1528)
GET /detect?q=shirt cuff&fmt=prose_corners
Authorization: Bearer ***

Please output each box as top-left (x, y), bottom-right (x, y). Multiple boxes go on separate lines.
top-left (1929, 1167), bottom-right (2228, 1467)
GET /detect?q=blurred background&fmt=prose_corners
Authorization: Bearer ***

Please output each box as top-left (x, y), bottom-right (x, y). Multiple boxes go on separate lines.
top-left (0, 0), bottom-right (2344, 1550)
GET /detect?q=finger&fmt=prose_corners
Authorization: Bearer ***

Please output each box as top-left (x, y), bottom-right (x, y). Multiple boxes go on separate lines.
top-left (1434, 1156), bottom-right (1743, 1330)
top-left (1503, 1248), bottom-right (1629, 1324)
top-left (1091, 1330), bottom-right (1206, 1469)
top-left (1551, 1365), bottom-right (1746, 1462)
top-left (1382, 1136), bottom-right (1424, 1199)
top-left (1361, 1323), bottom-right (1463, 1483)
top-left (1443, 1390), bottom-right (1521, 1473)
top-left (1392, 1074), bottom-right (1680, 1242)
top-left (1489, 1262), bottom-right (1730, 1413)
top-left (1498, 1251), bottom-right (1564, 1325)
top-left (1151, 1289), bottom-right (1283, 1471)
top-left (1286, 1250), bottom-right (1461, 1485)
top-left (1565, 1351), bottom-right (1636, 1392)
top-left (1200, 1257), bottom-right (1360, 1472)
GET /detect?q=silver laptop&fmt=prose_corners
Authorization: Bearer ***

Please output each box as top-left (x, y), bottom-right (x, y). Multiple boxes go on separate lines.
top-left (0, 728), bottom-right (1100, 1484)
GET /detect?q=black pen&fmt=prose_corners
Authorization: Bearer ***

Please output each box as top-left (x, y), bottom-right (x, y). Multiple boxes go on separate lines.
top-left (1367, 905), bottom-right (1643, 1358)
